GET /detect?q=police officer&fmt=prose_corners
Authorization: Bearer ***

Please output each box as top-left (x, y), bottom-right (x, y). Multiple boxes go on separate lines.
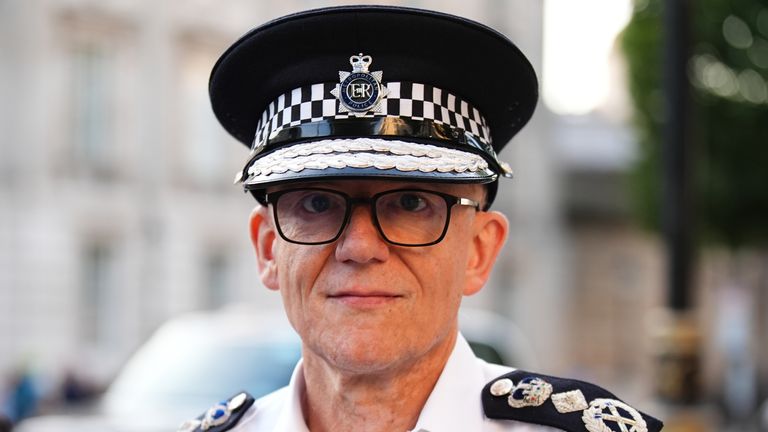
top-left (179, 6), bottom-right (664, 432)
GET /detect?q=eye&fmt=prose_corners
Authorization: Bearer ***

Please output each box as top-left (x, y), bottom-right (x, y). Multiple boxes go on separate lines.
top-left (301, 193), bottom-right (334, 214)
top-left (398, 193), bottom-right (428, 212)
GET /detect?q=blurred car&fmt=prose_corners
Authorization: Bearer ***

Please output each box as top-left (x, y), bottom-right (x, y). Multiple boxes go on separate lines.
top-left (458, 307), bottom-right (539, 370)
top-left (16, 305), bottom-right (534, 432)
top-left (16, 305), bottom-right (301, 432)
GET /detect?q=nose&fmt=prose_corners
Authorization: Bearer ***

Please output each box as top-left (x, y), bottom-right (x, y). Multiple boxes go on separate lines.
top-left (334, 206), bottom-right (390, 263)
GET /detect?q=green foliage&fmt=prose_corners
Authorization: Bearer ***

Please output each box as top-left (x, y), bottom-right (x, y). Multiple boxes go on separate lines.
top-left (621, 0), bottom-right (768, 248)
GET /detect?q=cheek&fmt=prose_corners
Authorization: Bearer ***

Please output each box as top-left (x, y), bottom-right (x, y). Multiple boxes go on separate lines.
top-left (274, 243), bottom-right (332, 319)
top-left (406, 245), bottom-right (468, 311)
top-left (430, 225), bottom-right (474, 293)
top-left (275, 242), bottom-right (322, 276)
top-left (438, 227), bottom-right (473, 271)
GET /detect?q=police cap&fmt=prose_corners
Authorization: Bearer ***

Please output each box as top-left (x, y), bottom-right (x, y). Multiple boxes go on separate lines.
top-left (209, 5), bottom-right (538, 207)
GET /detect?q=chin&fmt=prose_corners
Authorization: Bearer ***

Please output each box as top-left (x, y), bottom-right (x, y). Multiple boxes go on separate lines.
top-left (312, 332), bottom-right (418, 375)
top-left (325, 350), bottom-right (406, 375)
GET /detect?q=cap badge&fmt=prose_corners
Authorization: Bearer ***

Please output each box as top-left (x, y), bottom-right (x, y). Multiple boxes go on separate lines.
top-left (331, 53), bottom-right (389, 116)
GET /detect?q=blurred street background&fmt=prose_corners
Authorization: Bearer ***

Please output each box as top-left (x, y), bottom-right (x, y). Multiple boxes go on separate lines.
top-left (1, 0), bottom-right (767, 431)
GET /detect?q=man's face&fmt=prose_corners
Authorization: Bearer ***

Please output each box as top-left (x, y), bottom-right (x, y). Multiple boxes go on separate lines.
top-left (251, 180), bottom-right (507, 375)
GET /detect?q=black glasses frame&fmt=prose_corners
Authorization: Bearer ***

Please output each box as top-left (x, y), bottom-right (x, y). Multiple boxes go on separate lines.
top-left (264, 187), bottom-right (481, 247)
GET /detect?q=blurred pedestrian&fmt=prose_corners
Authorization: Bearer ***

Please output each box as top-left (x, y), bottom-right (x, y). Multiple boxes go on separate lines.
top-left (0, 414), bottom-right (13, 432)
top-left (1, 368), bottom-right (38, 424)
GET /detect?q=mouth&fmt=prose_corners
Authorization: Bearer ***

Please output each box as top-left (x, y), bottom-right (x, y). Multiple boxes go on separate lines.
top-left (327, 290), bottom-right (404, 308)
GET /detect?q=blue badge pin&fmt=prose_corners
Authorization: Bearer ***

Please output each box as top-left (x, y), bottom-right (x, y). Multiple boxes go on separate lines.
top-left (331, 53), bottom-right (389, 116)
top-left (200, 401), bottom-right (231, 430)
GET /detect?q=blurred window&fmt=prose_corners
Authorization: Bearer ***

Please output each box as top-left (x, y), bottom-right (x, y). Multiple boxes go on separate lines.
top-left (178, 46), bottom-right (231, 187)
top-left (71, 43), bottom-right (116, 176)
top-left (203, 251), bottom-right (231, 309)
top-left (81, 242), bottom-right (115, 345)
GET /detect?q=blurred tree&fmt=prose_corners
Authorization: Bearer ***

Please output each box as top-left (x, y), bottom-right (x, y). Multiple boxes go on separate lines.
top-left (621, 0), bottom-right (768, 248)
top-left (622, 0), bottom-right (768, 423)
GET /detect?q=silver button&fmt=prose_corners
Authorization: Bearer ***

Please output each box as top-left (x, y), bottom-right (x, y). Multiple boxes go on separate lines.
top-left (228, 392), bottom-right (248, 411)
top-left (490, 378), bottom-right (514, 396)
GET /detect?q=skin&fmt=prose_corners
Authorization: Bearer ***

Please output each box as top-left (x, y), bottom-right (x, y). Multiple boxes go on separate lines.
top-left (250, 179), bottom-right (509, 432)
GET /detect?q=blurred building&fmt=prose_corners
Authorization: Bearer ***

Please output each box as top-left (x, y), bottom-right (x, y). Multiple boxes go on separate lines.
top-left (0, 0), bottom-right (290, 382)
top-left (0, 0), bottom-right (675, 414)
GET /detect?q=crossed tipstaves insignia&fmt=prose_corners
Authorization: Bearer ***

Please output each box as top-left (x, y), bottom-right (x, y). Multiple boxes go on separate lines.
top-left (582, 398), bottom-right (647, 432)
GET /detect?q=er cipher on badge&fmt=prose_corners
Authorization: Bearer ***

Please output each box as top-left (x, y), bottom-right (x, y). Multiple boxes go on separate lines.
top-left (331, 53), bottom-right (389, 116)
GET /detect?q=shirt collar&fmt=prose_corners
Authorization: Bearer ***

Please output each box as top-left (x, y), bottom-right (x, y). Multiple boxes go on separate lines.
top-left (409, 333), bottom-right (486, 432)
top-left (273, 357), bottom-right (310, 431)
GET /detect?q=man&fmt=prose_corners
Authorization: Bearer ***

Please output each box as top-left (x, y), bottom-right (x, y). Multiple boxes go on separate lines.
top-left (179, 6), bottom-right (663, 432)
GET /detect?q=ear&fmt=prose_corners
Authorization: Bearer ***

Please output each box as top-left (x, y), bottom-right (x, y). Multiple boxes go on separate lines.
top-left (249, 205), bottom-right (279, 291)
top-left (463, 210), bottom-right (509, 296)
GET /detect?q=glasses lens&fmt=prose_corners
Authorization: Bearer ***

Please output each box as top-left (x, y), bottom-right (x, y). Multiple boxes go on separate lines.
top-left (375, 190), bottom-right (448, 245)
top-left (274, 189), bottom-right (347, 244)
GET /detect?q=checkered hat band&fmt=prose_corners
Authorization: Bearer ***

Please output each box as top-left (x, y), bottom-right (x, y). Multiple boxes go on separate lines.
top-left (253, 82), bottom-right (492, 150)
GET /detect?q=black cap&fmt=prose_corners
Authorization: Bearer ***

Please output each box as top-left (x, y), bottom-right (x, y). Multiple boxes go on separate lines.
top-left (209, 5), bottom-right (538, 206)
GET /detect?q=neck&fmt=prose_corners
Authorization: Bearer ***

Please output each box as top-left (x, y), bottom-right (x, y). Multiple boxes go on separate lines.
top-left (300, 331), bottom-right (458, 432)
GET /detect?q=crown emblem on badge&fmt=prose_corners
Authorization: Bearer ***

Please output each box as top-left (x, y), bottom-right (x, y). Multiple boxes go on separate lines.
top-left (350, 54), bottom-right (372, 73)
top-left (331, 53), bottom-right (389, 116)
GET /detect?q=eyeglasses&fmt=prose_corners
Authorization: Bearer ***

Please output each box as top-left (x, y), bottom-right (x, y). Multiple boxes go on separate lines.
top-left (263, 188), bottom-right (481, 247)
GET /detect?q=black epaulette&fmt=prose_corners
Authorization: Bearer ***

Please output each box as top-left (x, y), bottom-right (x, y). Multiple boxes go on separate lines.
top-left (482, 370), bottom-right (663, 432)
top-left (176, 391), bottom-right (255, 432)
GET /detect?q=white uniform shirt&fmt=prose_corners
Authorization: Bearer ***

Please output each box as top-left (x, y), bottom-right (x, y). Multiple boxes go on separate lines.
top-left (231, 333), bottom-right (561, 431)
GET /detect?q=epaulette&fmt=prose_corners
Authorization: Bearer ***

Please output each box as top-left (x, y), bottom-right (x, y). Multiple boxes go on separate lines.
top-left (482, 370), bottom-right (663, 432)
top-left (177, 391), bottom-right (255, 432)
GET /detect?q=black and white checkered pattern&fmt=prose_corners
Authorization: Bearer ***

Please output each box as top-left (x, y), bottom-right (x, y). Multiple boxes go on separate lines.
top-left (253, 82), bottom-right (492, 150)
